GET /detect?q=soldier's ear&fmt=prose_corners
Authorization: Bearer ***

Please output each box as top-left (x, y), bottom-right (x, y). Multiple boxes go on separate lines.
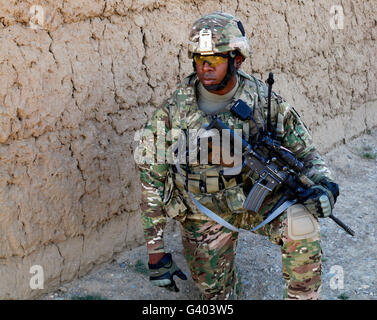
top-left (235, 55), bottom-right (244, 69)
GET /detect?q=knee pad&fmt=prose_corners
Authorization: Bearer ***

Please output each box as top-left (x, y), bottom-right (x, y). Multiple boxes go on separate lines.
top-left (287, 204), bottom-right (320, 241)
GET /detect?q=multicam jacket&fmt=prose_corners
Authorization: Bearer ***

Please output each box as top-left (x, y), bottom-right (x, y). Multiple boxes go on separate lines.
top-left (137, 70), bottom-right (332, 254)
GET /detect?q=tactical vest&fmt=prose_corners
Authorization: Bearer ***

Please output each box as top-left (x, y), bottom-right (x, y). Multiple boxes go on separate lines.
top-left (163, 70), bottom-right (291, 220)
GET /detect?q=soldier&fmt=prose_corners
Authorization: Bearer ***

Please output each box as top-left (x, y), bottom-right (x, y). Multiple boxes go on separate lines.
top-left (137, 11), bottom-right (339, 300)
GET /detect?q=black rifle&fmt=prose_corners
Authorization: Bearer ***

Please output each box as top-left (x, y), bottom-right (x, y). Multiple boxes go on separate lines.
top-left (206, 73), bottom-right (354, 236)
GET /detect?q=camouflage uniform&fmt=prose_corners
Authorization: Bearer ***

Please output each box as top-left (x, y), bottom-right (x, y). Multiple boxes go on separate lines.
top-left (137, 12), bottom-right (333, 300)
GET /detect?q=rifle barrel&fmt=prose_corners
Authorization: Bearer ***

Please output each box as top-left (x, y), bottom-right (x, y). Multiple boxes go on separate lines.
top-left (329, 214), bottom-right (355, 236)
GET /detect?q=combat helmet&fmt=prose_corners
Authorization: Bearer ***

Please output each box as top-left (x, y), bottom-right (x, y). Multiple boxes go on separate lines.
top-left (188, 11), bottom-right (251, 59)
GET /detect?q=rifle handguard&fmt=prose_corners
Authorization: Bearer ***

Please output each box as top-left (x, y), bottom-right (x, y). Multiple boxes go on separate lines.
top-left (261, 136), bottom-right (304, 172)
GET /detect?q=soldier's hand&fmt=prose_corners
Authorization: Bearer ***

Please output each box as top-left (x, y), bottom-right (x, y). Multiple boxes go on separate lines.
top-left (148, 253), bottom-right (187, 292)
top-left (300, 178), bottom-right (339, 218)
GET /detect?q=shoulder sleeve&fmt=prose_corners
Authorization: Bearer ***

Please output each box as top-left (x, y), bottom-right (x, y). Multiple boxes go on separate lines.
top-left (137, 99), bottom-right (172, 254)
top-left (279, 102), bottom-right (333, 183)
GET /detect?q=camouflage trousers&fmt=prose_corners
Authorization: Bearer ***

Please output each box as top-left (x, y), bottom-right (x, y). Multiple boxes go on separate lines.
top-left (177, 188), bottom-right (322, 300)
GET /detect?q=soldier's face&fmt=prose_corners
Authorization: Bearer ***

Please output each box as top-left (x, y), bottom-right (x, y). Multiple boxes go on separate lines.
top-left (195, 54), bottom-right (229, 88)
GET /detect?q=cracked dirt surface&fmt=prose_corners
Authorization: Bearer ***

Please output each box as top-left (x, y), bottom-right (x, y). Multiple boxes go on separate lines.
top-left (40, 128), bottom-right (377, 300)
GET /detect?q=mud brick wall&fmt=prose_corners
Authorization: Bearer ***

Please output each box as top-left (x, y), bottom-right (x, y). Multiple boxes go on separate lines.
top-left (0, 0), bottom-right (375, 298)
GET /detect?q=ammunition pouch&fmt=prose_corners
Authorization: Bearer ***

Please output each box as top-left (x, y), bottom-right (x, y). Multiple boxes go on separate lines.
top-left (172, 166), bottom-right (243, 194)
top-left (224, 184), bottom-right (247, 213)
top-left (172, 165), bottom-right (248, 216)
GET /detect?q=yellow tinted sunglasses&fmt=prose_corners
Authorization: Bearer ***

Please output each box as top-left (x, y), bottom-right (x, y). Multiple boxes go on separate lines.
top-left (194, 54), bottom-right (229, 67)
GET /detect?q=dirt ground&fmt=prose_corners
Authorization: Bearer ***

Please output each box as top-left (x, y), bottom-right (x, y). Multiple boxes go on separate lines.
top-left (41, 128), bottom-right (377, 300)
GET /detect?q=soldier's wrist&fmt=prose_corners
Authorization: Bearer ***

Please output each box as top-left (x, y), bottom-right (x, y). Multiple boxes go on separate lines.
top-left (319, 177), bottom-right (339, 204)
top-left (148, 252), bottom-right (166, 265)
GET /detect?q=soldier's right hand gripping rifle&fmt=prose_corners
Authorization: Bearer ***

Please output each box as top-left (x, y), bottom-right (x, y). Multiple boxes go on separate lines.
top-left (206, 73), bottom-right (354, 236)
